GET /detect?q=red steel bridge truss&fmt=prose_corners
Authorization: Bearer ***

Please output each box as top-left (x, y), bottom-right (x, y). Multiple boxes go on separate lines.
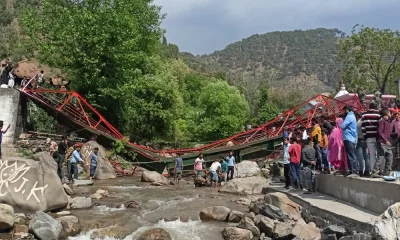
top-left (20, 77), bottom-right (365, 161)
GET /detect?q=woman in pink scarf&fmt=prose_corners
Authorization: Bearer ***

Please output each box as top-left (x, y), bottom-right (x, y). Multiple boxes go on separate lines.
top-left (328, 118), bottom-right (348, 174)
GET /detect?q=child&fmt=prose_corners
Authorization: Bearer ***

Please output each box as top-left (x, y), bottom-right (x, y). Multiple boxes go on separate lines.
top-left (0, 121), bottom-right (10, 159)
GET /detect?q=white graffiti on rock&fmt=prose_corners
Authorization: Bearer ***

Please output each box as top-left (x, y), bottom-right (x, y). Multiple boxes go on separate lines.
top-left (0, 160), bottom-right (48, 202)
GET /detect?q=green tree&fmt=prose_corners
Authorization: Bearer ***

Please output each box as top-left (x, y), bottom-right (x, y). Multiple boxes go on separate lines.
top-left (339, 25), bottom-right (400, 94)
top-left (195, 80), bottom-right (250, 140)
top-left (253, 87), bottom-right (280, 125)
top-left (20, 0), bottom-right (172, 141)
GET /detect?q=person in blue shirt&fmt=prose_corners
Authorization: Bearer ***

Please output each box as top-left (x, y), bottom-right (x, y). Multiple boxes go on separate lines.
top-left (89, 147), bottom-right (99, 180)
top-left (0, 121), bottom-right (10, 159)
top-left (226, 151), bottom-right (236, 181)
top-left (340, 105), bottom-right (358, 177)
top-left (69, 144), bottom-right (87, 182)
top-left (174, 153), bottom-right (184, 185)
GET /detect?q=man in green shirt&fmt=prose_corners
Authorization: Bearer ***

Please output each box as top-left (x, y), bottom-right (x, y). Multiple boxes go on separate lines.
top-left (220, 157), bottom-right (228, 183)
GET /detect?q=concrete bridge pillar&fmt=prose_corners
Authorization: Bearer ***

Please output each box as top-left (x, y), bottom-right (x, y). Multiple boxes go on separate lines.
top-left (0, 88), bottom-right (25, 144)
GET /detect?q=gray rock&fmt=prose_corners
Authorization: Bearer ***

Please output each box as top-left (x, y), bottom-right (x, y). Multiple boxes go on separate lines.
top-left (228, 210), bottom-right (244, 223)
top-left (245, 212), bottom-right (256, 221)
top-left (372, 218), bottom-right (400, 240)
top-left (56, 215), bottom-right (81, 236)
top-left (0, 153), bottom-right (68, 213)
top-left (237, 217), bottom-right (260, 238)
top-left (323, 234), bottom-right (338, 240)
top-left (250, 201), bottom-right (288, 222)
top-left (62, 184), bottom-right (73, 195)
top-left (339, 233), bottom-right (372, 240)
top-left (0, 204), bottom-right (14, 230)
top-left (273, 221), bottom-right (293, 239)
top-left (55, 211), bottom-right (71, 216)
top-left (219, 177), bottom-right (269, 195)
top-left (221, 227), bottom-right (253, 240)
top-left (257, 216), bottom-right (275, 237)
top-left (137, 228), bottom-right (171, 240)
top-left (234, 161), bottom-right (261, 178)
top-left (29, 211), bottom-right (67, 240)
top-left (70, 197), bottom-right (92, 209)
top-left (141, 171), bottom-right (169, 185)
top-left (323, 225), bottom-right (348, 239)
top-left (72, 180), bottom-right (94, 186)
top-left (199, 206), bottom-right (230, 221)
top-left (80, 141), bottom-right (116, 180)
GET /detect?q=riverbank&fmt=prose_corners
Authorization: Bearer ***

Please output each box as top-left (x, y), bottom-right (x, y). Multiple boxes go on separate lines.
top-left (70, 176), bottom-right (250, 240)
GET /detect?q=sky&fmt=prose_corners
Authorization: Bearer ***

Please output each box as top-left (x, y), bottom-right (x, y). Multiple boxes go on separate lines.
top-left (154, 0), bottom-right (400, 55)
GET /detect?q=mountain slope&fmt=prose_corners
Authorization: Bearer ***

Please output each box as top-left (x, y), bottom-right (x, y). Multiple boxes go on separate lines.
top-left (181, 28), bottom-right (344, 112)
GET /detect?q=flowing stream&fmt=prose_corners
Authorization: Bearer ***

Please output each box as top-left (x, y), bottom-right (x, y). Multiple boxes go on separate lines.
top-left (68, 176), bottom-right (248, 240)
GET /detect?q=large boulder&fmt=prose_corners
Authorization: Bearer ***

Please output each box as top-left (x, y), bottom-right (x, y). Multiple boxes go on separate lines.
top-left (219, 176), bottom-right (269, 195)
top-left (228, 210), bottom-right (244, 223)
top-left (291, 222), bottom-right (321, 240)
top-left (0, 204), bottom-right (14, 230)
top-left (264, 192), bottom-right (302, 220)
top-left (29, 211), bottom-right (67, 240)
top-left (141, 171), bottom-right (169, 185)
top-left (237, 217), bottom-right (260, 238)
top-left (273, 222), bottom-right (293, 239)
top-left (57, 215), bottom-right (81, 236)
top-left (137, 228), bottom-right (171, 240)
top-left (0, 153), bottom-right (68, 212)
top-left (250, 200), bottom-right (288, 222)
top-left (373, 203), bottom-right (400, 240)
top-left (70, 197), bottom-right (92, 209)
top-left (81, 141), bottom-right (116, 180)
top-left (222, 227), bottom-right (253, 240)
top-left (234, 161), bottom-right (261, 178)
top-left (199, 206), bottom-right (231, 221)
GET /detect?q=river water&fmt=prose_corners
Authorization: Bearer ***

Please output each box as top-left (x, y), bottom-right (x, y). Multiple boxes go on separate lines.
top-left (68, 176), bottom-right (249, 240)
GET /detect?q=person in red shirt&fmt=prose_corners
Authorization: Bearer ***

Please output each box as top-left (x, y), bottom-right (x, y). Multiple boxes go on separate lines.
top-left (289, 137), bottom-right (303, 189)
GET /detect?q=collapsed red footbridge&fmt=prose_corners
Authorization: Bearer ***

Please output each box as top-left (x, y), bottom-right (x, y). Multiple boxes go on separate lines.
top-left (19, 79), bottom-right (380, 173)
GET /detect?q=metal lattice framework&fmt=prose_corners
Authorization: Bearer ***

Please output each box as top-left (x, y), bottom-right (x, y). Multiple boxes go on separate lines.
top-left (20, 76), bottom-right (366, 160)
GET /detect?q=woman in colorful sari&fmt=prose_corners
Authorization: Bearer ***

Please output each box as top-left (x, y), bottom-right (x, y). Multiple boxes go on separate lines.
top-left (328, 118), bottom-right (348, 174)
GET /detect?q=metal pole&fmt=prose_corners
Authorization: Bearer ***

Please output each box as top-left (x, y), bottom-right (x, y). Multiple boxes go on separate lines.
top-left (397, 79), bottom-right (400, 97)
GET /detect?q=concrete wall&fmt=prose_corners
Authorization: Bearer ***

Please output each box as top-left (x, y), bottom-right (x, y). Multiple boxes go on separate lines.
top-left (0, 89), bottom-right (23, 144)
top-left (316, 174), bottom-right (400, 214)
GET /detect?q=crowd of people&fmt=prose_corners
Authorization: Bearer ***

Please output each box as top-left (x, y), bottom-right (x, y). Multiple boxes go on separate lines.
top-left (282, 102), bottom-right (399, 194)
top-left (47, 137), bottom-right (98, 183)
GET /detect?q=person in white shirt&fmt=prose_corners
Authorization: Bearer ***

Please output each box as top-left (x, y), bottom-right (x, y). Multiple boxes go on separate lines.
top-left (38, 70), bottom-right (44, 84)
top-left (282, 137), bottom-right (291, 189)
top-left (209, 159), bottom-right (221, 188)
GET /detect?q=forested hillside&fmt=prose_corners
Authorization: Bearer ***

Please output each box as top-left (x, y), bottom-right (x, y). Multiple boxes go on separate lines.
top-left (182, 28), bottom-right (345, 113)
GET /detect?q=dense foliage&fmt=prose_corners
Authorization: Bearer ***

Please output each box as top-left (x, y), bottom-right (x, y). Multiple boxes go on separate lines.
top-left (339, 25), bottom-right (400, 94)
top-left (18, 0), bottom-right (250, 145)
top-left (181, 28), bottom-right (344, 115)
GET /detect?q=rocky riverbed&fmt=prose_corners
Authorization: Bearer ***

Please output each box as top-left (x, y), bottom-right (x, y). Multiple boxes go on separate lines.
top-left (1, 142), bottom-right (399, 239)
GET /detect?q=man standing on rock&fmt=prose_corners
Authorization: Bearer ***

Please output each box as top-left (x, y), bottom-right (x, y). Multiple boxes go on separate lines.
top-left (89, 147), bottom-right (99, 180)
top-left (69, 144), bottom-right (88, 183)
top-left (0, 121), bottom-right (10, 159)
top-left (58, 138), bottom-right (68, 176)
top-left (374, 108), bottom-right (393, 177)
top-left (226, 151), bottom-right (236, 181)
